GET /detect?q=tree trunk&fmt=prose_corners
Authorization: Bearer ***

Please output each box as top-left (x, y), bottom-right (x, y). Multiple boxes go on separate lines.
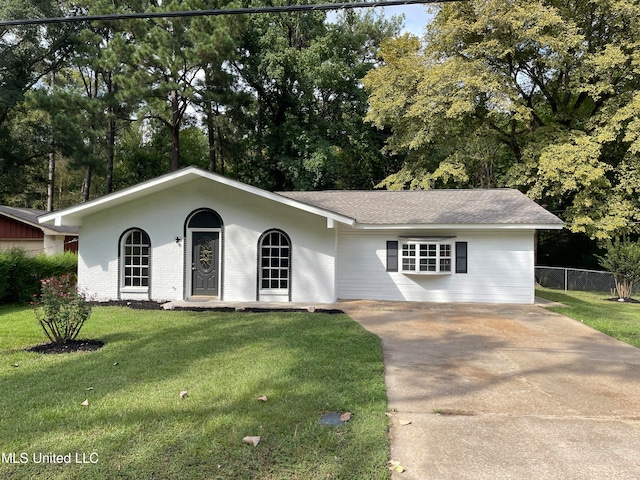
top-left (206, 101), bottom-right (217, 173)
top-left (105, 72), bottom-right (116, 194)
top-left (106, 117), bottom-right (115, 194)
top-left (615, 277), bottom-right (633, 300)
top-left (218, 121), bottom-right (225, 176)
top-left (170, 89), bottom-right (180, 171)
top-left (82, 165), bottom-right (92, 202)
top-left (47, 71), bottom-right (56, 212)
top-left (47, 150), bottom-right (55, 211)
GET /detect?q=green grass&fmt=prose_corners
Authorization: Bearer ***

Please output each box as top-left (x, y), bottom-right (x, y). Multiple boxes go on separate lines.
top-left (536, 287), bottom-right (640, 348)
top-left (0, 306), bottom-right (389, 479)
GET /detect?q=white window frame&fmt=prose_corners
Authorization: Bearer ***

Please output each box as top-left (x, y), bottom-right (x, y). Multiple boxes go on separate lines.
top-left (400, 238), bottom-right (453, 275)
top-left (120, 229), bottom-right (151, 293)
top-left (259, 230), bottom-right (291, 294)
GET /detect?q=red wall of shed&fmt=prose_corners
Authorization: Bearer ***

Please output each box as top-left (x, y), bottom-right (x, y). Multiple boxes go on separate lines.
top-left (0, 216), bottom-right (43, 239)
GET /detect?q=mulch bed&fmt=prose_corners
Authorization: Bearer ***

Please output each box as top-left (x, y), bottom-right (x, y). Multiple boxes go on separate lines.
top-left (92, 300), bottom-right (165, 310)
top-left (606, 297), bottom-right (640, 304)
top-left (28, 339), bottom-right (105, 354)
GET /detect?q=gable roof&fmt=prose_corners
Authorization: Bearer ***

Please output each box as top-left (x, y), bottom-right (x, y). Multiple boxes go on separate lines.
top-left (38, 166), bottom-right (563, 230)
top-left (37, 167), bottom-right (355, 228)
top-left (277, 189), bottom-right (564, 228)
top-left (0, 205), bottom-right (78, 235)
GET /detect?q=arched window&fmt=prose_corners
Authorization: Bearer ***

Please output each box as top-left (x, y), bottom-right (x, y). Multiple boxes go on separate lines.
top-left (187, 209), bottom-right (223, 229)
top-left (259, 230), bottom-right (291, 291)
top-left (120, 229), bottom-right (151, 288)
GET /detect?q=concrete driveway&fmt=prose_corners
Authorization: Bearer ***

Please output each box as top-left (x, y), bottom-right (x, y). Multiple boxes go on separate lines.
top-left (341, 300), bottom-right (640, 479)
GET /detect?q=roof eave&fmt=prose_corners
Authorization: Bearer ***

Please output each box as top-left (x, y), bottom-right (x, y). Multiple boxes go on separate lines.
top-left (351, 222), bottom-right (565, 230)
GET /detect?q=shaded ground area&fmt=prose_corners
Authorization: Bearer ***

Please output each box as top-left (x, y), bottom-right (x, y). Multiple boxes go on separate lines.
top-left (341, 300), bottom-right (640, 480)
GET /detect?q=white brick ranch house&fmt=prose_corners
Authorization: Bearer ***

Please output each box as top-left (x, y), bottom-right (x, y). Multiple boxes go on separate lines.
top-left (39, 166), bottom-right (563, 304)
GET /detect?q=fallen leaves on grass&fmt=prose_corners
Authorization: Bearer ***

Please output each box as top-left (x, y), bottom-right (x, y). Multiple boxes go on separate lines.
top-left (180, 390), bottom-right (188, 399)
top-left (80, 399), bottom-right (89, 406)
top-left (242, 436), bottom-right (260, 447)
top-left (257, 395), bottom-right (267, 402)
top-left (340, 412), bottom-right (352, 422)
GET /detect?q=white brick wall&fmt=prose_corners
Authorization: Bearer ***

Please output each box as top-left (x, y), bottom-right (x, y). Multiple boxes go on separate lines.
top-left (78, 177), bottom-right (337, 303)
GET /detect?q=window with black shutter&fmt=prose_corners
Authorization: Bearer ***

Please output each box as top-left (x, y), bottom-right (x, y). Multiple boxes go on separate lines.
top-left (455, 241), bottom-right (468, 274)
top-left (386, 241), bottom-right (398, 272)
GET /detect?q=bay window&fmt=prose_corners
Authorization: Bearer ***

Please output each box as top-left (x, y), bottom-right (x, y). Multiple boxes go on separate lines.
top-left (400, 239), bottom-right (453, 274)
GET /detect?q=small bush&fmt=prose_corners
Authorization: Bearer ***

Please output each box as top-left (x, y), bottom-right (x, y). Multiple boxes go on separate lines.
top-left (597, 238), bottom-right (640, 300)
top-left (0, 248), bottom-right (77, 304)
top-left (33, 274), bottom-right (92, 344)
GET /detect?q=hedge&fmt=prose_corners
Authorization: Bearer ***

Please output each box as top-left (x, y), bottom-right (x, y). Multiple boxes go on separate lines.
top-left (0, 248), bottom-right (78, 304)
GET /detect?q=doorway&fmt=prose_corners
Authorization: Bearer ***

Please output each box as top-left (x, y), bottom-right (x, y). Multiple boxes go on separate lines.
top-left (192, 231), bottom-right (219, 296)
top-left (186, 209), bottom-right (223, 298)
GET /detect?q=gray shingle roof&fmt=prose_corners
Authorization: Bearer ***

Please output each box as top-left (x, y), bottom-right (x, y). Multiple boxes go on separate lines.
top-left (0, 205), bottom-right (79, 234)
top-left (277, 189), bottom-right (563, 226)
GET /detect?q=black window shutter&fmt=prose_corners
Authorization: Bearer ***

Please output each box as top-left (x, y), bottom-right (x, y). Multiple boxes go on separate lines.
top-left (455, 242), bottom-right (468, 273)
top-left (387, 241), bottom-right (398, 272)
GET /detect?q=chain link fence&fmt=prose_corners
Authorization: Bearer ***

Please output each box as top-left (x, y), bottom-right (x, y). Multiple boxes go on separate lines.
top-left (535, 266), bottom-right (623, 294)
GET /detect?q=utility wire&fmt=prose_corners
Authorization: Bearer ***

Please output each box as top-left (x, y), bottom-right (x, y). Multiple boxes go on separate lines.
top-left (0, 0), bottom-right (458, 27)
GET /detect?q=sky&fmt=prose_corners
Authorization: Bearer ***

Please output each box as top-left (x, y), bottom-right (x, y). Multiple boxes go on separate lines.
top-left (379, 4), bottom-right (434, 36)
top-left (327, 4), bottom-right (434, 37)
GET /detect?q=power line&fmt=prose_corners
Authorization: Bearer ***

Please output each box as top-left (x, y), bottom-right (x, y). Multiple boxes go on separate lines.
top-left (0, 0), bottom-right (458, 27)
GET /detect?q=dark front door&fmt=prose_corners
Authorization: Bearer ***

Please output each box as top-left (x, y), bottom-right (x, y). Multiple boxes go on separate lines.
top-left (192, 232), bottom-right (219, 296)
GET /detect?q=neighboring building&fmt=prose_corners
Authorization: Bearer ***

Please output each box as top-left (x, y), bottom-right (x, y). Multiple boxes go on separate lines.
top-left (0, 206), bottom-right (78, 256)
top-left (39, 167), bottom-right (563, 304)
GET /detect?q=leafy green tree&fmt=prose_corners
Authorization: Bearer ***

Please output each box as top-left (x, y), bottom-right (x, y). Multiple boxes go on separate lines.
top-left (0, 0), bottom-right (81, 206)
top-left (363, 0), bottom-right (640, 239)
top-left (74, 1), bottom-right (134, 197)
top-left (597, 238), bottom-right (640, 300)
top-left (0, 0), bottom-right (404, 202)
top-left (0, 0), bottom-right (78, 127)
top-left (190, 8), bottom-right (244, 175)
top-left (232, 9), bottom-right (401, 190)
top-left (111, 119), bottom-right (169, 190)
top-left (108, 0), bottom-right (237, 172)
top-left (0, 78), bottom-right (97, 209)
top-left (178, 124), bottom-right (209, 169)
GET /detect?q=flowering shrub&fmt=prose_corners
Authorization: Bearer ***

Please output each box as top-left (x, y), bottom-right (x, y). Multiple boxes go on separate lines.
top-left (598, 238), bottom-right (640, 300)
top-left (32, 274), bottom-right (93, 344)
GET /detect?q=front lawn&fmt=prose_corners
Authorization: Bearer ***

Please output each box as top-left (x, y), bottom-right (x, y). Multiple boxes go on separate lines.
top-left (0, 306), bottom-right (389, 479)
top-left (536, 288), bottom-right (640, 348)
